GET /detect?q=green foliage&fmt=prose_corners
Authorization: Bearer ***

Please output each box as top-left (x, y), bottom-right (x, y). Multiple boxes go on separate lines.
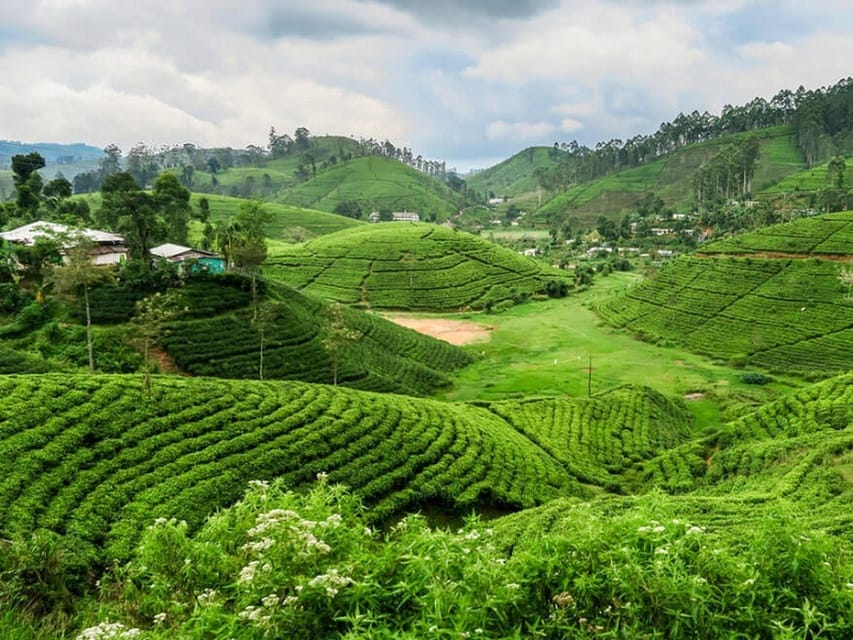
top-left (465, 146), bottom-right (562, 197)
top-left (273, 156), bottom-right (465, 220)
top-left (0, 374), bottom-right (582, 566)
top-left (160, 281), bottom-right (472, 395)
top-left (27, 480), bottom-right (853, 639)
top-left (599, 246), bottom-right (853, 375)
top-left (265, 223), bottom-right (569, 311)
top-left (701, 210), bottom-right (853, 255)
top-left (190, 193), bottom-right (362, 240)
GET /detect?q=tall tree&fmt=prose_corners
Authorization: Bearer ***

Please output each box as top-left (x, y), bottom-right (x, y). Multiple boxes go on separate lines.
top-left (11, 152), bottom-right (46, 219)
top-left (49, 234), bottom-right (114, 373)
top-left (322, 302), bottom-right (361, 386)
top-left (99, 172), bottom-right (166, 264)
top-left (152, 173), bottom-right (192, 244)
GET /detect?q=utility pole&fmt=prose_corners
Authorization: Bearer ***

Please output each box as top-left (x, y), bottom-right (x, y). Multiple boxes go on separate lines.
top-left (587, 355), bottom-right (593, 398)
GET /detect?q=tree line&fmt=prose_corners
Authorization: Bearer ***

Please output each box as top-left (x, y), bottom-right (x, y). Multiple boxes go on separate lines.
top-left (535, 78), bottom-right (853, 193)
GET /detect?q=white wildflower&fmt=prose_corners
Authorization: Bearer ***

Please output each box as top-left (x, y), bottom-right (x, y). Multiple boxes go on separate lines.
top-left (153, 612), bottom-right (167, 625)
top-left (196, 588), bottom-right (217, 606)
top-left (465, 530), bottom-right (481, 541)
top-left (655, 546), bottom-right (669, 555)
top-left (248, 479), bottom-right (270, 489)
top-left (653, 525), bottom-right (666, 534)
top-left (238, 561), bottom-right (259, 584)
top-left (262, 593), bottom-right (280, 608)
top-left (75, 622), bottom-right (142, 640)
top-left (505, 583), bottom-right (520, 590)
top-left (686, 525), bottom-right (705, 535)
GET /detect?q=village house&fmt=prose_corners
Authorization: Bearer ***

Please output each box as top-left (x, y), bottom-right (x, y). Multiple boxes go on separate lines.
top-left (368, 211), bottom-right (421, 223)
top-left (0, 220), bottom-right (128, 265)
top-left (150, 243), bottom-right (226, 274)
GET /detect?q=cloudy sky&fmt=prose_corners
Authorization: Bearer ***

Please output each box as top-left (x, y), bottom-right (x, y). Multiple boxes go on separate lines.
top-left (0, 0), bottom-right (851, 171)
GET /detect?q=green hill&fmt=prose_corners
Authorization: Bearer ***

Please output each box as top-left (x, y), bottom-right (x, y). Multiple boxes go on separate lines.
top-left (495, 372), bottom-right (852, 544)
top-left (597, 214), bottom-right (853, 375)
top-left (698, 210), bottom-right (853, 255)
top-left (273, 156), bottom-right (465, 220)
top-left (265, 223), bottom-right (569, 310)
top-left (483, 385), bottom-right (694, 489)
top-left (759, 158), bottom-right (853, 196)
top-left (159, 278), bottom-right (472, 395)
top-left (0, 375), bottom-right (701, 565)
top-left (1, 274), bottom-right (471, 395)
top-left (0, 373), bottom-right (587, 561)
top-left (192, 193), bottom-right (363, 240)
top-left (465, 146), bottom-right (560, 198)
top-left (532, 125), bottom-right (805, 225)
top-left (189, 135), bottom-right (365, 198)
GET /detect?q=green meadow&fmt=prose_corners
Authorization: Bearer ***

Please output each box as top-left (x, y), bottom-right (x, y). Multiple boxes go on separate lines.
top-left (437, 273), bottom-right (788, 428)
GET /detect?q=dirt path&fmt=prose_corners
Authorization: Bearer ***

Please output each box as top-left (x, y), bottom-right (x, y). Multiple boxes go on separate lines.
top-left (383, 315), bottom-right (494, 346)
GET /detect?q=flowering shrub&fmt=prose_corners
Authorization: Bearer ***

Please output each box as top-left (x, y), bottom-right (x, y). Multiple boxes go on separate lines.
top-left (57, 480), bottom-right (853, 639)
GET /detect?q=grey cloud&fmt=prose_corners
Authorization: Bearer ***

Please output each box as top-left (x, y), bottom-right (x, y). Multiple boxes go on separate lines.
top-left (368, 0), bottom-right (558, 24)
top-left (257, 9), bottom-right (384, 40)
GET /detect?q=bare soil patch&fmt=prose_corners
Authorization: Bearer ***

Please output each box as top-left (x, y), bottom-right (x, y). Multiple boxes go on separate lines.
top-left (383, 315), bottom-right (494, 346)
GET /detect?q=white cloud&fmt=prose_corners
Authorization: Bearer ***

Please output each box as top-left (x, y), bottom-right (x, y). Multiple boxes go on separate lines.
top-left (560, 118), bottom-right (584, 133)
top-left (486, 120), bottom-right (556, 142)
top-left (0, 0), bottom-right (851, 169)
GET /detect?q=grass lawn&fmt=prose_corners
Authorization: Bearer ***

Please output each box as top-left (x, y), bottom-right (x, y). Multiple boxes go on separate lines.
top-left (440, 272), bottom-right (797, 429)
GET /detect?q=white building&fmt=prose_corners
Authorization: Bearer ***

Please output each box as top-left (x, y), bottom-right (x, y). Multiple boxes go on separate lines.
top-left (0, 220), bottom-right (128, 265)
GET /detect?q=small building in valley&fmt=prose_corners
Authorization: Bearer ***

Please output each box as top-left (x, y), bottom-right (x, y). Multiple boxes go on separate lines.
top-left (0, 220), bottom-right (128, 265)
top-left (368, 211), bottom-right (421, 223)
top-left (151, 243), bottom-right (226, 273)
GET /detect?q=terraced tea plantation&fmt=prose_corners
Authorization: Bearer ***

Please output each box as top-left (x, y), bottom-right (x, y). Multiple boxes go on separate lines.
top-left (0, 374), bottom-right (592, 561)
top-left (161, 280), bottom-right (472, 395)
top-left (599, 213), bottom-right (853, 374)
top-left (265, 223), bottom-right (568, 310)
top-left (699, 210), bottom-right (853, 256)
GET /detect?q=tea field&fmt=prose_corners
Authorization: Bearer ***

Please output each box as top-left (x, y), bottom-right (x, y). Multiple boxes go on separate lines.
top-left (598, 222), bottom-right (853, 374)
top-left (265, 223), bottom-right (569, 310)
top-left (698, 210), bottom-right (853, 256)
top-left (0, 373), bottom-right (592, 561)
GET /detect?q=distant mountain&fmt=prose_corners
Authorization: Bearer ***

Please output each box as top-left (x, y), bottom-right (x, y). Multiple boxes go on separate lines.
top-left (0, 140), bottom-right (104, 164)
top-left (531, 125), bottom-right (805, 225)
top-left (0, 140), bottom-right (104, 186)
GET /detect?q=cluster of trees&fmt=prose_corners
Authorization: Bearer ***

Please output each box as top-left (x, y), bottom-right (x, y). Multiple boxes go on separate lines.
top-left (269, 126), bottom-right (451, 182)
top-left (692, 135), bottom-right (761, 209)
top-left (535, 78), bottom-right (853, 193)
top-left (1, 152), bottom-right (87, 227)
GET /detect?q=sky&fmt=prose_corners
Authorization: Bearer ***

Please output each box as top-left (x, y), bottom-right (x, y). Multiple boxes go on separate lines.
top-left (0, 0), bottom-right (851, 172)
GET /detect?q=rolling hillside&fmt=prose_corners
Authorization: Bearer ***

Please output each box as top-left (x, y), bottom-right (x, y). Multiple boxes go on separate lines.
top-left (192, 193), bottom-right (363, 240)
top-left (758, 157), bottom-right (853, 196)
top-left (532, 125), bottom-right (805, 224)
top-left (597, 212), bottom-right (853, 374)
top-left (0, 376), bottom-right (700, 566)
top-left (495, 372), bottom-right (852, 544)
top-left (45, 274), bottom-right (471, 395)
top-left (189, 135), bottom-right (365, 198)
top-left (0, 373), bottom-right (589, 561)
top-left (160, 278), bottom-right (472, 395)
top-left (265, 223), bottom-right (569, 310)
top-left (273, 156), bottom-right (466, 220)
top-left (465, 146), bottom-right (560, 198)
